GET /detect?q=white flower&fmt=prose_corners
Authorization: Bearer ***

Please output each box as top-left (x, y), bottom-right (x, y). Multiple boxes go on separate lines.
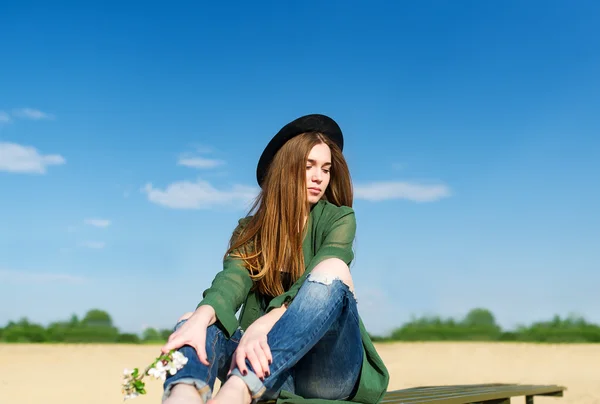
top-left (172, 351), bottom-right (188, 368)
top-left (148, 360), bottom-right (167, 381)
top-left (157, 360), bottom-right (168, 372)
top-left (166, 361), bottom-right (178, 376)
top-left (124, 392), bottom-right (139, 400)
top-left (148, 367), bottom-right (166, 381)
top-left (122, 369), bottom-right (135, 387)
top-left (121, 351), bottom-right (189, 400)
top-left (162, 351), bottom-right (188, 376)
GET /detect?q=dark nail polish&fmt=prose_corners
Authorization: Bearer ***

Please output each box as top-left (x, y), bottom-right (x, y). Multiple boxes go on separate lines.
top-left (243, 370), bottom-right (247, 376)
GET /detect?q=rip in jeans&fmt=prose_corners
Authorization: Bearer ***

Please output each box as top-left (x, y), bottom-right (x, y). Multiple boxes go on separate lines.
top-left (306, 272), bottom-right (357, 302)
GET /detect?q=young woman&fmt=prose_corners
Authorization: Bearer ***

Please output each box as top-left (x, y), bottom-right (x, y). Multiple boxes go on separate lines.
top-left (160, 114), bottom-right (389, 404)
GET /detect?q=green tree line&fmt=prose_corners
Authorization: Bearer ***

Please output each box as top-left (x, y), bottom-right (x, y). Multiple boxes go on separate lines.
top-left (1, 308), bottom-right (599, 343)
top-left (370, 308), bottom-right (600, 343)
top-left (0, 309), bottom-right (172, 344)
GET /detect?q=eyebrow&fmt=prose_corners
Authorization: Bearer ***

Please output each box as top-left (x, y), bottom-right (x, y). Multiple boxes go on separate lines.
top-left (307, 159), bottom-right (332, 167)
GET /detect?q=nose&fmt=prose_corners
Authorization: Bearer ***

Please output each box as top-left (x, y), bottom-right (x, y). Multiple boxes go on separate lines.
top-left (311, 169), bottom-right (322, 183)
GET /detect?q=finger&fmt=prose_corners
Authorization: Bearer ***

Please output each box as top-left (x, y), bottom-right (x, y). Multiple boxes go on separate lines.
top-left (229, 351), bottom-right (237, 373)
top-left (166, 329), bottom-right (179, 343)
top-left (193, 343), bottom-right (210, 366)
top-left (245, 347), bottom-right (264, 378)
top-left (161, 332), bottom-right (184, 354)
top-left (259, 339), bottom-right (273, 366)
top-left (254, 345), bottom-right (270, 377)
top-left (161, 335), bottom-right (183, 354)
top-left (254, 344), bottom-right (270, 377)
top-left (227, 351), bottom-right (237, 376)
top-left (236, 347), bottom-right (248, 376)
top-left (194, 331), bottom-right (209, 366)
top-left (256, 347), bottom-right (270, 377)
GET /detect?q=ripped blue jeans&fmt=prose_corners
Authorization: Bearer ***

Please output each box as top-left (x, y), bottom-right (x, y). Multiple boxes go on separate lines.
top-left (162, 273), bottom-right (363, 403)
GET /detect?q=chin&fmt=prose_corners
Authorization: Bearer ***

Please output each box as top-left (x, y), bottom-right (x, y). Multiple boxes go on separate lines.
top-left (307, 195), bottom-right (321, 205)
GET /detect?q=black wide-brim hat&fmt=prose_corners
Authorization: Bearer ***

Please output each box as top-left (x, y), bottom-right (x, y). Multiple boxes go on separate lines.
top-left (256, 113), bottom-right (344, 187)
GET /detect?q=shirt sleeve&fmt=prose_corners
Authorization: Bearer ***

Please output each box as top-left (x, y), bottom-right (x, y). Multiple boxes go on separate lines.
top-left (196, 220), bottom-right (254, 337)
top-left (308, 206), bottom-right (356, 267)
top-left (266, 207), bottom-right (356, 312)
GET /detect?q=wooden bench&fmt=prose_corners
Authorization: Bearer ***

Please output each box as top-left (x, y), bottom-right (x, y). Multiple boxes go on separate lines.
top-left (381, 383), bottom-right (566, 403)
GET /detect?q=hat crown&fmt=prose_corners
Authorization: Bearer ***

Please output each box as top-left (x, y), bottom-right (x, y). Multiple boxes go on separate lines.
top-left (256, 114), bottom-right (344, 186)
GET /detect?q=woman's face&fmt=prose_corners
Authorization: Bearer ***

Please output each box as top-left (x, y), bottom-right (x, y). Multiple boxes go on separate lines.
top-left (305, 142), bottom-right (331, 205)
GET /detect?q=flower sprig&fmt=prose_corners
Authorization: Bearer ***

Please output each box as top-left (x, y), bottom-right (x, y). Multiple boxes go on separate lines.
top-left (121, 350), bottom-right (188, 400)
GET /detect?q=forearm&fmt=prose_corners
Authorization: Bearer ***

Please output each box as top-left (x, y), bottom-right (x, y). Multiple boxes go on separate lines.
top-left (258, 304), bottom-right (287, 331)
top-left (194, 304), bottom-right (217, 326)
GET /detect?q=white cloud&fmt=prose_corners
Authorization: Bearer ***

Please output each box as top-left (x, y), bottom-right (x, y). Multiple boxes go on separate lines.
top-left (0, 142), bottom-right (66, 174)
top-left (142, 179), bottom-right (259, 209)
top-left (80, 241), bottom-right (106, 249)
top-left (177, 144), bottom-right (225, 169)
top-left (0, 269), bottom-right (86, 284)
top-left (354, 181), bottom-right (451, 202)
top-left (84, 218), bottom-right (111, 228)
top-left (0, 111), bottom-right (11, 124)
top-left (189, 144), bottom-right (216, 154)
top-left (177, 156), bottom-right (225, 169)
top-left (12, 108), bottom-right (55, 120)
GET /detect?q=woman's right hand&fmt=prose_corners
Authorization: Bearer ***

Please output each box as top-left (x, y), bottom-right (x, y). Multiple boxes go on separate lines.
top-left (160, 305), bottom-right (216, 366)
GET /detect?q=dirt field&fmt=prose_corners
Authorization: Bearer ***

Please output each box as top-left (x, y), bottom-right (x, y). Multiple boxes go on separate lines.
top-left (0, 342), bottom-right (596, 403)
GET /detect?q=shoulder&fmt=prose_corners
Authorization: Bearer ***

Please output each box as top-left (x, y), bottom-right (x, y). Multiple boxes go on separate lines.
top-left (236, 216), bottom-right (253, 228)
top-left (231, 215), bottom-right (253, 239)
top-left (316, 199), bottom-right (355, 220)
top-left (313, 200), bottom-right (356, 232)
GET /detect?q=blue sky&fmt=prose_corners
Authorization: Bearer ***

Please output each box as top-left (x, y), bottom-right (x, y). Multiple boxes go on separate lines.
top-left (1, 1), bottom-right (599, 336)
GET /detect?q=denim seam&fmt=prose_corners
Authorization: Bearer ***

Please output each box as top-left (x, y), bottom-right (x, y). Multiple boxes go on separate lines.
top-left (294, 288), bottom-right (360, 400)
top-left (206, 325), bottom-right (221, 386)
top-left (349, 299), bottom-right (360, 323)
top-left (263, 285), bottom-right (346, 390)
top-left (229, 329), bottom-right (242, 344)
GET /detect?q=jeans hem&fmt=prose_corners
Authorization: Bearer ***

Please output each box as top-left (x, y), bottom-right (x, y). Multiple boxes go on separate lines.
top-left (162, 377), bottom-right (212, 403)
top-left (229, 368), bottom-right (267, 403)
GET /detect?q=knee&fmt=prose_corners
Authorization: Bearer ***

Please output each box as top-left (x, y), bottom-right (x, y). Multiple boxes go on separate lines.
top-left (177, 312), bottom-right (194, 322)
top-left (309, 258), bottom-right (354, 292)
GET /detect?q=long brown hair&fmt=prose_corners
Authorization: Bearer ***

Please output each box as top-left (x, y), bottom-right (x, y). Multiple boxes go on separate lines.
top-left (225, 131), bottom-right (353, 297)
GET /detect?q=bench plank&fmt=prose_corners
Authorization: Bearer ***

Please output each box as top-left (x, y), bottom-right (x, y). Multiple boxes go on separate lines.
top-left (381, 383), bottom-right (566, 403)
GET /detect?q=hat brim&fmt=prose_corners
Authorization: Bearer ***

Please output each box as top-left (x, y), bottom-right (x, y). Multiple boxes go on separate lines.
top-left (256, 114), bottom-right (344, 187)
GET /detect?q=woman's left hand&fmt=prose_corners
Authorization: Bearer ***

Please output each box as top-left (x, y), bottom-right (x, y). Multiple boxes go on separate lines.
top-left (229, 320), bottom-right (273, 379)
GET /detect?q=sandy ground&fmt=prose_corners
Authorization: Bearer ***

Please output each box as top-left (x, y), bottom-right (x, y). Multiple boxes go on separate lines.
top-left (0, 342), bottom-right (596, 404)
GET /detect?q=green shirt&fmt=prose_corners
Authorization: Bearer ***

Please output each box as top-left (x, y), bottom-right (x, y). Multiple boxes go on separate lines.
top-left (197, 200), bottom-right (390, 404)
